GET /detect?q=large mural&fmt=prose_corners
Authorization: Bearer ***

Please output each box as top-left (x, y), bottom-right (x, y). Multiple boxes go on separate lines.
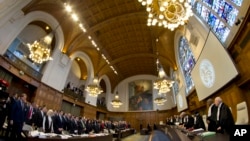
top-left (128, 80), bottom-right (153, 111)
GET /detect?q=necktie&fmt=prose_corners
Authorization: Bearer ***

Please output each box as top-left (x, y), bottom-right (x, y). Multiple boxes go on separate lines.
top-left (21, 101), bottom-right (24, 110)
top-left (28, 107), bottom-right (33, 119)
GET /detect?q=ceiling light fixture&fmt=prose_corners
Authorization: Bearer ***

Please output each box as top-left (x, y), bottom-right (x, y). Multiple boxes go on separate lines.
top-left (138, 0), bottom-right (193, 31)
top-left (153, 59), bottom-right (174, 94)
top-left (111, 91), bottom-right (123, 108)
top-left (153, 58), bottom-right (174, 105)
top-left (85, 77), bottom-right (103, 97)
top-left (27, 32), bottom-right (53, 64)
top-left (154, 96), bottom-right (167, 105)
top-left (154, 77), bottom-right (174, 94)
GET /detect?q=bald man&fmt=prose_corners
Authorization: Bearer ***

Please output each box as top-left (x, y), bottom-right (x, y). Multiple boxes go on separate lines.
top-left (214, 97), bottom-right (234, 134)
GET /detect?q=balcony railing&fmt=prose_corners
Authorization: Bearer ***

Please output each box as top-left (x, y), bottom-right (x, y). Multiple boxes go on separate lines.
top-left (63, 88), bottom-right (85, 103)
top-left (3, 50), bottom-right (43, 80)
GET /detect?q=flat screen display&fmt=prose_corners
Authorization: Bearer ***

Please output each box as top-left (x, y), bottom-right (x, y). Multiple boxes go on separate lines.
top-left (191, 32), bottom-right (238, 101)
top-left (176, 87), bottom-right (188, 112)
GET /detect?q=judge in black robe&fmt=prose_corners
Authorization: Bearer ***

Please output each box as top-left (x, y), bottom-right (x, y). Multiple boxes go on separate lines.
top-left (214, 97), bottom-right (235, 134)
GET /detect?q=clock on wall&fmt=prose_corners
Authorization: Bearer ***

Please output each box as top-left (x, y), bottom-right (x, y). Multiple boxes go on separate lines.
top-left (199, 59), bottom-right (215, 88)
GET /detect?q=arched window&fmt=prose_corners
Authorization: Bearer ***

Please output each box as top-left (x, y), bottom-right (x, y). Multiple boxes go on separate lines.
top-left (178, 36), bottom-right (196, 95)
top-left (190, 0), bottom-right (242, 43)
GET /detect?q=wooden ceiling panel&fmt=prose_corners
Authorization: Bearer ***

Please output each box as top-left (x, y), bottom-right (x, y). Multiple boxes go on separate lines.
top-left (23, 0), bottom-right (177, 90)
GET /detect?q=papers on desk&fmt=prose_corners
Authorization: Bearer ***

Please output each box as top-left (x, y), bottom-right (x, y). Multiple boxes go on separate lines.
top-left (30, 131), bottom-right (109, 139)
top-left (191, 128), bottom-right (204, 134)
top-left (80, 134), bottom-right (89, 137)
top-left (39, 132), bottom-right (60, 138)
top-left (60, 134), bottom-right (72, 139)
top-left (30, 130), bottom-right (40, 137)
top-left (200, 131), bottom-right (216, 137)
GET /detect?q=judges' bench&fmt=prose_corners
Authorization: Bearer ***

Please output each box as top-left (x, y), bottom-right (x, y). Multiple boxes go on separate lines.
top-left (157, 125), bottom-right (230, 141)
top-left (112, 128), bottom-right (135, 139)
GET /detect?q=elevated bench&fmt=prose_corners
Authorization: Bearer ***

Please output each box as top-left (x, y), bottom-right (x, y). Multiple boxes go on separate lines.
top-left (113, 128), bottom-right (135, 140)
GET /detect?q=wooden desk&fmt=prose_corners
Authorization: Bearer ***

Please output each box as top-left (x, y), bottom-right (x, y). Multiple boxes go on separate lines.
top-left (120, 129), bottom-right (135, 138)
top-left (27, 134), bottom-right (113, 141)
top-left (163, 125), bottom-right (230, 141)
top-left (113, 128), bottom-right (135, 138)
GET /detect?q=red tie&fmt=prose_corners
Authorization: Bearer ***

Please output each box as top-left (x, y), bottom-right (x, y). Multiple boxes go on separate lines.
top-left (28, 107), bottom-right (33, 119)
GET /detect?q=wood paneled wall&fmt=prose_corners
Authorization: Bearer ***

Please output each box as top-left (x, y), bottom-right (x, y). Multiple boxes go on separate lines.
top-left (34, 84), bottom-right (62, 110)
top-left (107, 109), bottom-right (178, 131)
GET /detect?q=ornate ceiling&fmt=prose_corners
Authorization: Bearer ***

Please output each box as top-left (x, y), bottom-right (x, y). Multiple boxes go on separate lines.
top-left (23, 0), bottom-right (179, 91)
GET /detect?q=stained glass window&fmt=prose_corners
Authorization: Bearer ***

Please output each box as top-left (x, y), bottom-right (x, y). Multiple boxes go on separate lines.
top-left (230, 0), bottom-right (243, 6)
top-left (178, 36), bottom-right (196, 95)
top-left (191, 0), bottom-right (241, 43)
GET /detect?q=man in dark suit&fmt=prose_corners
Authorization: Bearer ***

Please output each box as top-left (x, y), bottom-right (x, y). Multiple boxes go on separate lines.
top-left (9, 93), bottom-right (28, 140)
top-left (34, 105), bottom-right (47, 131)
top-left (193, 111), bottom-right (206, 130)
top-left (4, 93), bottom-right (18, 138)
top-left (53, 110), bottom-right (64, 134)
top-left (179, 112), bottom-right (194, 130)
top-left (25, 101), bottom-right (38, 127)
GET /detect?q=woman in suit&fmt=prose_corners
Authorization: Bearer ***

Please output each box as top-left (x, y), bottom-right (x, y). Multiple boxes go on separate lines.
top-left (43, 109), bottom-right (54, 133)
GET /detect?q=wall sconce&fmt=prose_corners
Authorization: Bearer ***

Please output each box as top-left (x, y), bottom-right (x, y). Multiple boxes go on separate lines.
top-left (19, 70), bottom-right (24, 76)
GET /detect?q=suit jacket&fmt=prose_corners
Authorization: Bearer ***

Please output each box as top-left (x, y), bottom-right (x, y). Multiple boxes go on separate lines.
top-left (35, 110), bottom-right (44, 128)
top-left (25, 106), bottom-right (38, 125)
top-left (10, 100), bottom-right (27, 123)
top-left (194, 114), bottom-right (206, 130)
top-left (183, 115), bottom-right (194, 129)
top-left (53, 115), bottom-right (64, 134)
top-left (44, 115), bottom-right (54, 133)
top-left (69, 119), bottom-right (78, 134)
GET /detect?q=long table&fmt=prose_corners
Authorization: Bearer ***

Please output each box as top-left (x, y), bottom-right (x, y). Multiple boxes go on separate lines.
top-left (158, 125), bottom-right (230, 141)
top-left (27, 134), bottom-right (113, 141)
top-left (112, 128), bottom-right (135, 139)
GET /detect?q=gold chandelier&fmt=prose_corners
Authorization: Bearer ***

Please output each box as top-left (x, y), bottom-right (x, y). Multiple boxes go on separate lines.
top-left (85, 77), bottom-right (103, 97)
top-left (154, 96), bottom-right (167, 105)
top-left (27, 33), bottom-right (53, 64)
top-left (138, 0), bottom-right (193, 30)
top-left (110, 92), bottom-right (123, 108)
top-left (153, 59), bottom-right (174, 105)
top-left (153, 65), bottom-right (174, 94)
top-left (154, 78), bottom-right (174, 94)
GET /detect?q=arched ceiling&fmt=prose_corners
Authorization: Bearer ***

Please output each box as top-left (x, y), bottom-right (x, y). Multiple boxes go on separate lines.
top-left (23, 0), bottom-right (180, 91)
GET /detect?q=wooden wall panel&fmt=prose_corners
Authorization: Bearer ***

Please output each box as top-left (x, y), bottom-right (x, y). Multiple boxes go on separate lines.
top-left (34, 84), bottom-right (62, 110)
top-left (83, 104), bottom-right (97, 119)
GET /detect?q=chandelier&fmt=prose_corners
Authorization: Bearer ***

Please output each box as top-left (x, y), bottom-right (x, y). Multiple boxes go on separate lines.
top-left (154, 78), bottom-right (174, 94)
top-left (85, 77), bottom-right (103, 97)
top-left (110, 92), bottom-right (123, 108)
top-left (27, 32), bottom-right (53, 64)
top-left (153, 64), bottom-right (174, 94)
top-left (138, 0), bottom-right (193, 30)
top-left (154, 96), bottom-right (167, 105)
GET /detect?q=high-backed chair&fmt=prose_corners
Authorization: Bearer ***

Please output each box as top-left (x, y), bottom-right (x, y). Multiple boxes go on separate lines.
top-left (22, 124), bottom-right (33, 138)
top-left (235, 101), bottom-right (249, 125)
top-left (202, 115), bottom-right (208, 131)
top-left (22, 124), bottom-right (33, 131)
